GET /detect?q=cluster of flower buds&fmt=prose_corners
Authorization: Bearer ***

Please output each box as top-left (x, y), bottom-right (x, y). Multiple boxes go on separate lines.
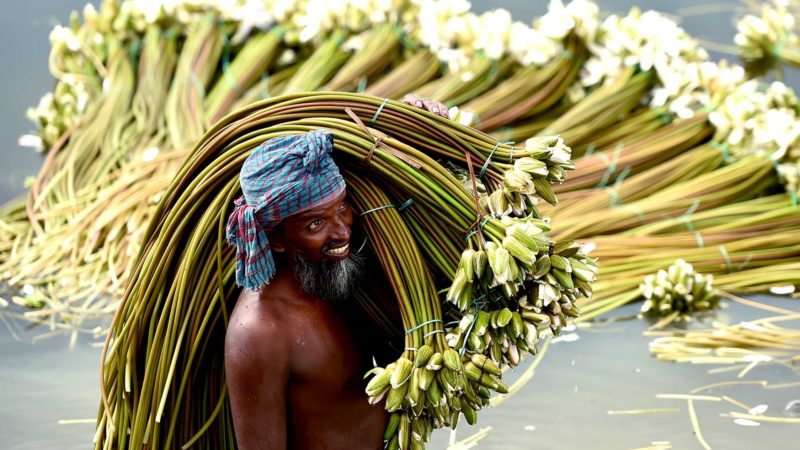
top-left (411, 0), bottom-right (596, 74)
top-left (444, 244), bottom-right (592, 364)
top-left (709, 79), bottom-right (800, 162)
top-left (649, 60), bottom-right (746, 122)
top-left (425, 221), bottom-right (594, 449)
top-left (481, 136), bottom-right (574, 219)
top-left (639, 259), bottom-right (719, 317)
top-left (576, 7), bottom-right (709, 122)
top-left (446, 309), bottom-right (532, 366)
top-left (777, 160), bottom-right (800, 200)
top-left (446, 218), bottom-right (596, 343)
top-left (537, 0), bottom-right (599, 44)
top-left (735, 2), bottom-right (797, 74)
top-left (372, 227), bottom-right (599, 449)
top-left (25, 79), bottom-right (92, 150)
top-left (508, 0), bottom-right (599, 69)
top-left (366, 342), bottom-right (506, 449)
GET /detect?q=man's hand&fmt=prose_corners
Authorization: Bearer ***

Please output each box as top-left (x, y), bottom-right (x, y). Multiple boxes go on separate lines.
top-left (403, 94), bottom-right (450, 119)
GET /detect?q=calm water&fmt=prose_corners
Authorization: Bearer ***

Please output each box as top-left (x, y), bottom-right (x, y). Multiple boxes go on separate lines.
top-left (1, 1), bottom-right (799, 449)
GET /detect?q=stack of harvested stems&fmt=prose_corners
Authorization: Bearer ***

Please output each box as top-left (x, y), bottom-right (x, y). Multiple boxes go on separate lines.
top-left (94, 93), bottom-right (595, 450)
top-left (735, 1), bottom-right (800, 76)
top-left (648, 306), bottom-right (800, 372)
top-left (5, 0), bottom-right (800, 331)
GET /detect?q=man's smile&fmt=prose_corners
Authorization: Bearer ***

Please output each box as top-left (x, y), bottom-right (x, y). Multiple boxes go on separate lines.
top-left (324, 242), bottom-right (350, 257)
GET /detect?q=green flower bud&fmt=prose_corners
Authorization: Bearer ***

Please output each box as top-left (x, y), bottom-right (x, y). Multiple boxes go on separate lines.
top-left (472, 249), bottom-right (487, 279)
top-left (502, 235), bottom-right (536, 265)
top-left (460, 249), bottom-right (475, 282)
top-left (514, 157), bottom-right (549, 177)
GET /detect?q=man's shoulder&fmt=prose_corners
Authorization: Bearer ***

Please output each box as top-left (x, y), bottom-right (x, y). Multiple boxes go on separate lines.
top-left (231, 287), bottom-right (279, 319)
top-left (225, 289), bottom-right (292, 366)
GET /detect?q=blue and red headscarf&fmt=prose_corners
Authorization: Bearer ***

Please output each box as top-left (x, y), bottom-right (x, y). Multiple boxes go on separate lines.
top-left (226, 129), bottom-right (346, 290)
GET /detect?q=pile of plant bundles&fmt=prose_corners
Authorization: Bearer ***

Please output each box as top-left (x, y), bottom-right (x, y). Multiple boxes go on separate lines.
top-left (561, 64), bottom-right (800, 319)
top-left (735, 0), bottom-right (800, 76)
top-left (5, 1), bottom-right (800, 339)
top-left (524, 7), bottom-right (800, 319)
top-left (4, 0), bottom-right (600, 327)
top-left (93, 93), bottom-right (596, 449)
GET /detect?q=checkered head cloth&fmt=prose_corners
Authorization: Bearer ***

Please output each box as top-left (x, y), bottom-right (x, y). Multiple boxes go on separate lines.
top-left (226, 129), bottom-right (346, 290)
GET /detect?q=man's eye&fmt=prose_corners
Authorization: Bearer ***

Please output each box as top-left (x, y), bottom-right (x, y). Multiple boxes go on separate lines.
top-left (309, 219), bottom-right (324, 230)
top-left (339, 205), bottom-right (349, 214)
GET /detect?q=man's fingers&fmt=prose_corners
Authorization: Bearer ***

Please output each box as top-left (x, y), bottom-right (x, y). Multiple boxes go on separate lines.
top-left (402, 94), bottom-right (418, 106)
top-left (405, 95), bottom-right (450, 118)
top-left (436, 102), bottom-right (449, 118)
top-left (422, 98), bottom-right (433, 113)
top-left (403, 93), bottom-right (424, 109)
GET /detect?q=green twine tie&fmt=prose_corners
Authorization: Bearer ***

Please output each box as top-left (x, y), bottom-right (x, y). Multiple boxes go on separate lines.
top-left (710, 141), bottom-right (731, 162)
top-left (595, 144), bottom-right (622, 188)
top-left (464, 216), bottom-right (491, 242)
top-left (405, 319), bottom-right (444, 335)
top-left (718, 245), bottom-right (734, 273)
top-left (370, 98), bottom-right (390, 125)
top-left (479, 141), bottom-right (514, 177)
top-left (359, 204), bottom-right (395, 217)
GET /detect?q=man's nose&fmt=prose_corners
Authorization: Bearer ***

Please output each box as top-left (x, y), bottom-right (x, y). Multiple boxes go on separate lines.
top-left (331, 215), bottom-right (351, 241)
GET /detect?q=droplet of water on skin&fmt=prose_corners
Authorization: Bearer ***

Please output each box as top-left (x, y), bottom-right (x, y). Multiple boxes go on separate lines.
top-left (785, 399), bottom-right (800, 418)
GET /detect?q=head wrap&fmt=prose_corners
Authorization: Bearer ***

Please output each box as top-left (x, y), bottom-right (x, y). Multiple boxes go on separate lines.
top-left (226, 129), bottom-right (346, 290)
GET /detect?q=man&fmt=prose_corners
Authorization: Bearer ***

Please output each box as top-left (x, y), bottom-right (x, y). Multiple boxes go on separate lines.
top-left (224, 97), bottom-right (447, 449)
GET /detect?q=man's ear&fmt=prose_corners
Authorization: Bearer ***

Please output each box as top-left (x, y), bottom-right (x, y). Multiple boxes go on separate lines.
top-left (268, 229), bottom-right (287, 253)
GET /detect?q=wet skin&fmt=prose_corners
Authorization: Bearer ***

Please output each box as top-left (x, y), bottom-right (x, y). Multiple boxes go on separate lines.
top-left (225, 190), bottom-right (388, 450)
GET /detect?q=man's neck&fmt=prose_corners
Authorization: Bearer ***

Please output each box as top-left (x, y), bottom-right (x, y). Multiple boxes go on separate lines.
top-left (261, 265), bottom-right (325, 308)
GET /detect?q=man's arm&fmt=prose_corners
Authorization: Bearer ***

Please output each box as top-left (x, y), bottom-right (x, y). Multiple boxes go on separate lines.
top-left (225, 298), bottom-right (291, 450)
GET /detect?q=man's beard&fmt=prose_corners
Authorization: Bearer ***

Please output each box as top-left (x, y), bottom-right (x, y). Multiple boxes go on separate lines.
top-left (294, 252), bottom-right (365, 303)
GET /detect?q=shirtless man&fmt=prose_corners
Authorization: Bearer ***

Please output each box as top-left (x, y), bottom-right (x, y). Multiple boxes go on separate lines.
top-left (224, 98), bottom-right (448, 449)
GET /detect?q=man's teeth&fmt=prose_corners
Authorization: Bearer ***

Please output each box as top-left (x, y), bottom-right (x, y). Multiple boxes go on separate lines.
top-left (326, 243), bottom-right (349, 255)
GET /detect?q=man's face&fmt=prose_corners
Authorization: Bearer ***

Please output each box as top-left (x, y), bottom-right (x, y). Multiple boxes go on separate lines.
top-left (273, 189), bottom-right (354, 265)
top-left (272, 189), bottom-right (364, 302)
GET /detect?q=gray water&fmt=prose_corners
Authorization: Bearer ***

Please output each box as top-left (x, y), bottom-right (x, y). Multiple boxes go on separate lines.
top-left (1, 1), bottom-right (798, 449)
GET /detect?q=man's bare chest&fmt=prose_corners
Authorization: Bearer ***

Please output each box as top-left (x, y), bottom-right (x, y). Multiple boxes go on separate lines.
top-left (288, 308), bottom-right (367, 389)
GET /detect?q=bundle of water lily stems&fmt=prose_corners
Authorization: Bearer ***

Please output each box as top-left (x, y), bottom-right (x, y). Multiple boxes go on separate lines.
top-left (648, 308), bottom-right (800, 371)
top-left (92, 92), bottom-right (595, 449)
top-left (5, 0), bottom-right (800, 332)
top-left (735, 0), bottom-right (800, 76)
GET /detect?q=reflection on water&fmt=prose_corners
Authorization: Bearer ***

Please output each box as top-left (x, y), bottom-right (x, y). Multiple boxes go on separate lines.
top-left (786, 399), bottom-right (800, 417)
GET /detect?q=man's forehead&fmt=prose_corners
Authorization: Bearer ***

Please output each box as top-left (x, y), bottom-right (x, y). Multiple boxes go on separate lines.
top-left (293, 189), bottom-right (348, 218)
